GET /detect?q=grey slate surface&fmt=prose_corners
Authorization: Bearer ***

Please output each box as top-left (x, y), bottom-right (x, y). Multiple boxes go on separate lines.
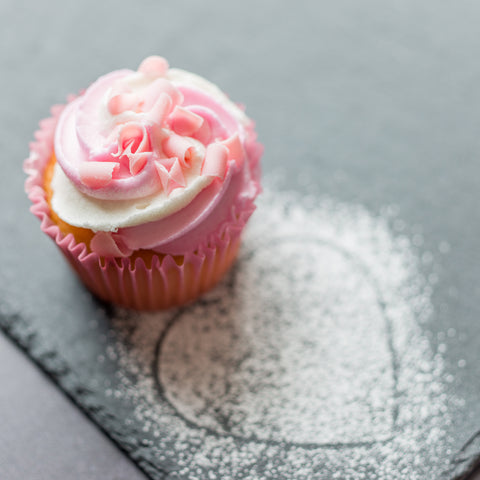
top-left (1, 0), bottom-right (480, 478)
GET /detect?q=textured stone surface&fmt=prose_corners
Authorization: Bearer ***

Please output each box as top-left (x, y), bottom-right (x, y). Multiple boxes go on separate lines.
top-left (1, 0), bottom-right (480, 479)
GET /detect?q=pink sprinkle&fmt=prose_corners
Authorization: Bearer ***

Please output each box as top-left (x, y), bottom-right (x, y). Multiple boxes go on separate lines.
top-left (192, 119), bottom-right (212, 144)
top-left (169, 158), bottom-right (186, 187)
top-left (182, 147), bottom-right (197, 168)
top-left (170, 106), bottom-right (204, 136)
top-left (118, 123), bottom-right (151, 155)
top-left (107, 92), bottom-right (140, 115)
top-left (158, 156), bottom-right (177, 170)
top-left (154, 161), bottom-right (170, 192)
top-left (143, 79), bottom-right (182, 111)
top-left (221, 133), bottom-right (245, 169)
top-left (129, 152), bottom-right (150, 176)
top-left (163, 135), bottom-right (196, 165)
top-left (147, 93), bottom-right (173, 127)
top-left (201, 143), bottom-right (228, 180)
top-left (79, 162), bottom-right (119, 189)
top-left (138, 56), bottom-right (169, 76)
top-left (90, 232), bottom-right (131, 258)
top-left (154, 158), bottom-right (186, 194)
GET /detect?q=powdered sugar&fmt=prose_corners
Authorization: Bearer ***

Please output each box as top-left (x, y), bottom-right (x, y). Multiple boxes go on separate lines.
top-left (103, 186), bottom-right (456, 479)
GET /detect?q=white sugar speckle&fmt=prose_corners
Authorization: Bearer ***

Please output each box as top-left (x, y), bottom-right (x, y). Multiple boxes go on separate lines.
top-left (439, 241), bottom-right (451, 254)
top-left (393, 219), bottom-right (406, 232)
top-left (102, 186), bottom-right (459, 479)
top-left (422, 251), bottom-right (433, 265)
top-left (412, 233), bottom-right (424, 247)
top-left (447, 328), bottom-right (457, 338)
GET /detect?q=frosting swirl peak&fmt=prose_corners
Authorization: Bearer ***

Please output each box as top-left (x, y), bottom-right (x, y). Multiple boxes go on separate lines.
top-left (54, 56), bottom-right (244, 201)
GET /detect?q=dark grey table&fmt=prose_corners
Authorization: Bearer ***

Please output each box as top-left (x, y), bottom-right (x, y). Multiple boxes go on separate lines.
top-left (1, 1), bottom-right (480, 479)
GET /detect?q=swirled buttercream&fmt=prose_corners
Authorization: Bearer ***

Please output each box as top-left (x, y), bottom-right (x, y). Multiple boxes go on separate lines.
top-left (50, 56), bottom-right (261, 257)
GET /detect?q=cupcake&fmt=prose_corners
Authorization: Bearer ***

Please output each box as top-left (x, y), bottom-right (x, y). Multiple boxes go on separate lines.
top-left (24, 56), bottom-right (262, 310)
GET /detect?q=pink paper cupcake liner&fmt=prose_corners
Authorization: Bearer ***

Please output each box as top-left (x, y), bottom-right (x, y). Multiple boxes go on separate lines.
top-left (24, 104), bottom-right (261, 310)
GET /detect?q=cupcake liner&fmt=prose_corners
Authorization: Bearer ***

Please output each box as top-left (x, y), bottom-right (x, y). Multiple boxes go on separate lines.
top-left (24, 104), bottom-right (261, 310)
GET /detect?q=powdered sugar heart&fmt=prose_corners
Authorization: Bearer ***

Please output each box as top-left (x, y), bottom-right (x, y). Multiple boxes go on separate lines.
top-left (158, 238), bottom-right (396, 445)
top-left (105, 187), bottom-right (457, 480)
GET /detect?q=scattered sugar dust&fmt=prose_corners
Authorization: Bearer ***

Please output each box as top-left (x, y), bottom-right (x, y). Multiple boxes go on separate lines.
top-left (103, 186), bottom-right (458, 480)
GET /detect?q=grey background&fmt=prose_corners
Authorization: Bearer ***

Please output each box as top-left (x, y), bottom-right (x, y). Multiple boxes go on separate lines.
top-left (1, 0), bottom-right (479, 478)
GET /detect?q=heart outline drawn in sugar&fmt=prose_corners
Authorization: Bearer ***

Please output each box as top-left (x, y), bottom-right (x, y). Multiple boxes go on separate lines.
top-left (154, 236), bottom-right (400, 448)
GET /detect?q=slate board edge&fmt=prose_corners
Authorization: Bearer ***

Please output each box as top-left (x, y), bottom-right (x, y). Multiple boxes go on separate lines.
top-left (1, 307), bottom-right (479, 480)
top-left (444, 432), bottom-right (480, 480)
top-left (0, 310), bottom-right (166, 480)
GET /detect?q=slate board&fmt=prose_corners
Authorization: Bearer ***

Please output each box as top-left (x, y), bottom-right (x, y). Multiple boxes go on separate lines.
top-left (1, 0), bottom-right (480, 479)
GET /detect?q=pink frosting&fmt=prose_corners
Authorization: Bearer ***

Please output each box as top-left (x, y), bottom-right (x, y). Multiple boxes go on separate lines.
top-left (52, 56), bottom-right (263, 257)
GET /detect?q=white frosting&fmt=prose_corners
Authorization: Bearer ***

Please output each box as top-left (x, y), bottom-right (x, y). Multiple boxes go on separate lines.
top-left (51, 149), bottom-right (212, 232)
